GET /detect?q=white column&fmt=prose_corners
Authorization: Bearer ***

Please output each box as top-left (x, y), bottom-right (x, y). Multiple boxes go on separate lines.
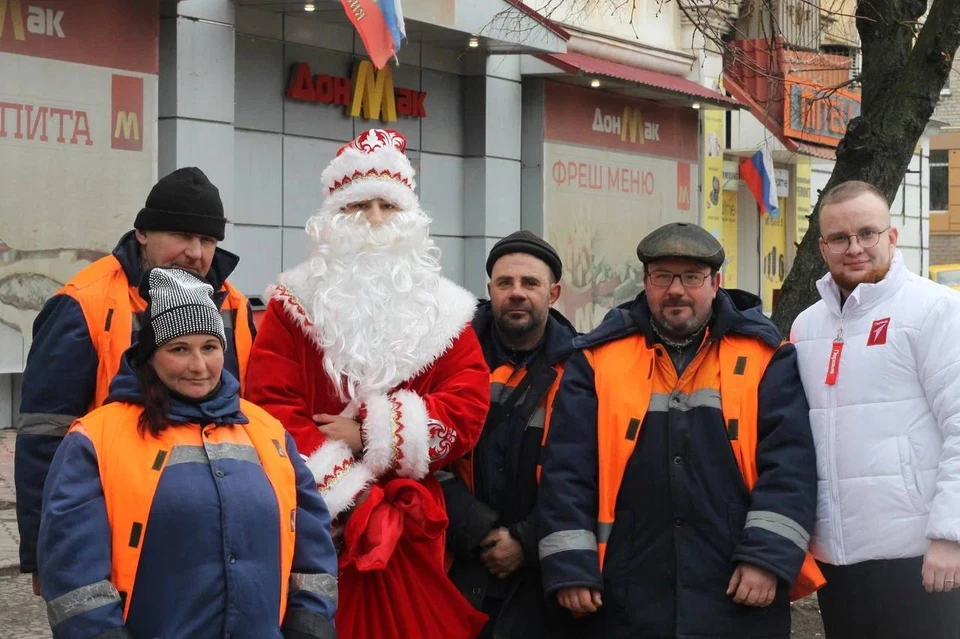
top-left (158, 0), bottom-right (237, 247)
top-left (462, 56), bottom-right (525, 298)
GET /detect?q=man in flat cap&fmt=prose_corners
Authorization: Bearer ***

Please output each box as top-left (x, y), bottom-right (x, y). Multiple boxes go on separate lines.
top-left (536, 222), bottom-right (822, 638)
top-left (16, 167), bottom-right (255, 596)
top-left (440, 230), bottom-right (578, 638)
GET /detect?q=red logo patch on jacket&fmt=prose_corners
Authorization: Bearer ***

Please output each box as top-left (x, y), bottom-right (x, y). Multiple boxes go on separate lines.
top-left (867, 318), bottom-right (891, 346)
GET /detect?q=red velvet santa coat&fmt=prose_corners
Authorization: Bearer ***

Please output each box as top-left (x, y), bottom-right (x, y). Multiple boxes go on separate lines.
top-left (246, 276), bottom-right (490, 639)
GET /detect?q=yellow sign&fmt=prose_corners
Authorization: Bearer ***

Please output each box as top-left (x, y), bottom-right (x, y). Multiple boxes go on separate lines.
top-left (0, 0), bottom-right (26, 40)
top-left (796, 159), bottom-right (812, 240)
top-left (349, 60), bottom-right (397, 122)
top-left (702, 110), bottom-right (724, 235)
top-left (701, 110), bottom-right (737, 285)
top-left (761, 197), bottom-right (788, 313)
top-left (722, 190), bottom-right (738, 288)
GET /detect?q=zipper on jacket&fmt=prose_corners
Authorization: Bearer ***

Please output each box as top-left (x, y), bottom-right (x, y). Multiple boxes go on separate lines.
top-left (828, 319), bottom-right (846, 563)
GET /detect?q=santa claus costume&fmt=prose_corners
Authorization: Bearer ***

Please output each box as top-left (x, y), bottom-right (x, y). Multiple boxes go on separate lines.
top-left (246, 128), bottom-right (490, 639)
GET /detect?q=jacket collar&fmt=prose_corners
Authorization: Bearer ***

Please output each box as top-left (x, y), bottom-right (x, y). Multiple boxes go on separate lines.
top-left (576, 287), bottom-right (782, 351)
top-left (113, 229), bottom-right (241, 293)
top-left (106, 348), bottom-right (248, 426)
top-left (472, 301), bottom-right (578, 369)
top-left (816, 249), bottom-right (908, 317)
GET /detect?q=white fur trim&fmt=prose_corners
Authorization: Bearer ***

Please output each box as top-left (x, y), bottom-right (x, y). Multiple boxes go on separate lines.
top-left (321, 462), bottom-right (375, 520)
top-left (322, 180), bottom-right (419, 216)
top-left (305, 439), bottom-right (354, 487)
top-left (392, 390), bottom-right (431, 480)
top-left (359, 393), bottom-right (398, 478)
top-left (305, 439), bottom-right (374, 519)
top-left (321, 146), bottom-right (416, 194)
top-left (271, 273), bottom-right (477, 393)
top-left (269, 273), bottom-right (326, 355)
top-left (402, 278), bottom-right (477, 382)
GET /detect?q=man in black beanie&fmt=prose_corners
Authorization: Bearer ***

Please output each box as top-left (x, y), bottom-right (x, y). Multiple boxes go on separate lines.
top-left (441, 229), bottom-right (578, 639)
top-left (15, 167), bottom-right (256, 596)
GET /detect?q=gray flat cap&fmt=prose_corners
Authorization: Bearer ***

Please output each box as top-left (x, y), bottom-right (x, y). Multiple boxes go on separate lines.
top-left (636, 222), bottom-right (725, 270)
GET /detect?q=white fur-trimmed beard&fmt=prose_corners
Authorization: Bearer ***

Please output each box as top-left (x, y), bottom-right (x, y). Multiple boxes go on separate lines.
top-left (302, 206), bottom-right (443, 402)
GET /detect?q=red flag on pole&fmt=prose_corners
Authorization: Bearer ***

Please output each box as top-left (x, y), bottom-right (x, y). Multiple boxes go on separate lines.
top-left (340, 0), bottom-right (396, 69)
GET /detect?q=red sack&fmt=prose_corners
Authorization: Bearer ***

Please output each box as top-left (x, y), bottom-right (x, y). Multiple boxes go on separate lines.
top-left (335, 478), bottom-right (488, 639)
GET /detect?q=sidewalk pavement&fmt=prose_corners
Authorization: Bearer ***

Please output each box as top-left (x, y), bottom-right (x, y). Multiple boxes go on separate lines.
top-left (1, 428), bottom-right (21, 572)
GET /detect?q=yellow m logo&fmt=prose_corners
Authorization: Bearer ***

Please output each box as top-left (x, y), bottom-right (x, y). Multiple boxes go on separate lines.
top-left (0, 0), bottom-right (26, 41)
top-left (621, 106), bottom-right (644, 144)
top-left (349, 60), bottom-right (397, 122)
top-left (114, 111), bottom-right (140, 141)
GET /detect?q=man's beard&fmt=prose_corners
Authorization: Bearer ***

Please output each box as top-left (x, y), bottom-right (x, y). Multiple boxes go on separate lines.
top-left (302, 207), bottom-right (443, 402)
top-left (834, 262), bottom-right (891, 295)
top-left (494, 304), bottom-right (548, 344)
top-left (651, 297), bottom-right (709, 341)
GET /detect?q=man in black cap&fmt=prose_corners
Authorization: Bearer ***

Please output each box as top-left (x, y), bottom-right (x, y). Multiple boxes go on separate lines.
top-left (15, 167), bottom-right (256, 595)
top-left (536, 222), bottom-right (821, 638)
top-left (440, 230), bottom-right (578, 639)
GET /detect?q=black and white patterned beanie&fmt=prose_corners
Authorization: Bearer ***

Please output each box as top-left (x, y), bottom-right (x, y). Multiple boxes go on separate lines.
top-left (136, 267), bottom-right (226, 363)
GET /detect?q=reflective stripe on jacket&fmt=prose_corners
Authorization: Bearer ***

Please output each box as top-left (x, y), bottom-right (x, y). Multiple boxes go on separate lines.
top-left (537, 289), bottom-right (821, 638)
top-left (69, 400), bottom-right (298, 622)
top-left (60, 254), bottom-right (252, 409)
top-left (451, 360), bottom-right (564, 494)
top-left (588, 331), bottom-right (823, 600)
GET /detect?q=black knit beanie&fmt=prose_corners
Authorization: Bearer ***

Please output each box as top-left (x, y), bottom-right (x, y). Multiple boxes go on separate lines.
top-left (136, 267), bottom-right (227, 363)
top-left (134, 167), bottom-right (226, 241)
top-left (485, 230), bottom-right (563, 282)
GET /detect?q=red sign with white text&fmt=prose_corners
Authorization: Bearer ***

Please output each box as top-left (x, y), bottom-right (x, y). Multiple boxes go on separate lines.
top-left (0, 0), bottom-right (158, 74)
top-left (543, 80), bottom-right (698, 162)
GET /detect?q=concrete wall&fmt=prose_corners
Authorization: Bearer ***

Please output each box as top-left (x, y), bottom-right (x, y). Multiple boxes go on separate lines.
top-left (216, 7), bottom-right (525, 301)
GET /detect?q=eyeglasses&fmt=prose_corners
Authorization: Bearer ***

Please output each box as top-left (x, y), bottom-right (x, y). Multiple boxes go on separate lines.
top-left (821, 227), bottom-right (890, 254)
top-left (645, 271), bottom-right (711, 288)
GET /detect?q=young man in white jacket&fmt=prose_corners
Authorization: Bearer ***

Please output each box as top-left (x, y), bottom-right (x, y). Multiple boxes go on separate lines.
top-left (791, 180), bottom-right (960, 638)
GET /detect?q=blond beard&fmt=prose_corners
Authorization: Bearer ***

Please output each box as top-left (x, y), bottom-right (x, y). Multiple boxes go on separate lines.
top-left (301, 208), bottom-right (443, 402)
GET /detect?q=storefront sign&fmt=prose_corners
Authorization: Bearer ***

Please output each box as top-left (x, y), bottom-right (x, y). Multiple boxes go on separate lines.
top-left (761, 196), bottom-right (788, 313)
top-left (0, 0), bottom-right (158, 372)
top-left (775, 167), bottom-right (790, 198)
top-left (796, 159), bottom-right (812, 238)
top-left (544, 81), bottom-right (698, 161)
top-left (783, 75), bottom-right (861, 148)
top-left (702, 109), bottom-right (724, 238)
top-left (722, 160), bottom-right (740, 191)
top-left (285, 60), bottom-right (427, 122)
top-left (721, 190), bottom-right (738, 288)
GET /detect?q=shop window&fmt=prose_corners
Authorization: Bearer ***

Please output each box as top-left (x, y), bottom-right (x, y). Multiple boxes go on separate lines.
top-left (930, 150), bottom-right (949, 212)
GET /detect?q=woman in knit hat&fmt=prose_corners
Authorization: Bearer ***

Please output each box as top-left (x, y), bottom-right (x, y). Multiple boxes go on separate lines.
top-left (36, 267), bottom-right (338, 639)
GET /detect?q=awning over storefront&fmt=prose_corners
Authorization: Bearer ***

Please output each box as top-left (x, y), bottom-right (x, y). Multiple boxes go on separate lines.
top-left (722, 72), bottom-right (836, 161)
top-left (534, 51), bottom-right (740, 109)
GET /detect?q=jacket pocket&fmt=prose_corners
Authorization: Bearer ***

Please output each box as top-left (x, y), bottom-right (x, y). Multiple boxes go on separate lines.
top-left (897, 436), bottom-right (928, 514)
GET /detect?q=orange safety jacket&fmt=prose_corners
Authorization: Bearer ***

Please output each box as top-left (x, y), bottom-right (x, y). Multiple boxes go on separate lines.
top-left (588, 332), bottom-right (825, 601)
top-left (69, 400), bottom-right (297, 622)
top-left (59, 255), bottom-right (252, 409)
top-left (451, 361), bottom-right (565, 493)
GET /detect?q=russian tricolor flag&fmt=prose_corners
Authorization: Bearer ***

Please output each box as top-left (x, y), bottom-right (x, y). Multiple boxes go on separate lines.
top-left (740, 148), bottom-right (780, 217)
top-left (340, 0), bottom-right (407, 69)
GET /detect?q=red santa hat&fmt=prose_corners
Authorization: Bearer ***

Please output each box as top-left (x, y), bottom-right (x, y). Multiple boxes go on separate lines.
top-left (319, 128), bottom-right (419, 214)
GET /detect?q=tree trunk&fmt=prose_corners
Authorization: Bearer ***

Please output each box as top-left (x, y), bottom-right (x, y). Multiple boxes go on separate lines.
top-left (770, 0), bottom-right (960, 336)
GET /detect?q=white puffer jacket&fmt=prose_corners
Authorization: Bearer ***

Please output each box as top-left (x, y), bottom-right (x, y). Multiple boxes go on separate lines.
top-left (791, 252), bottom-right (960, 566)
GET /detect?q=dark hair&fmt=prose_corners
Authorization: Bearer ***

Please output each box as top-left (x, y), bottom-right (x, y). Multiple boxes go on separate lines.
top-left (134, 358), bottom-right (171, 438)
